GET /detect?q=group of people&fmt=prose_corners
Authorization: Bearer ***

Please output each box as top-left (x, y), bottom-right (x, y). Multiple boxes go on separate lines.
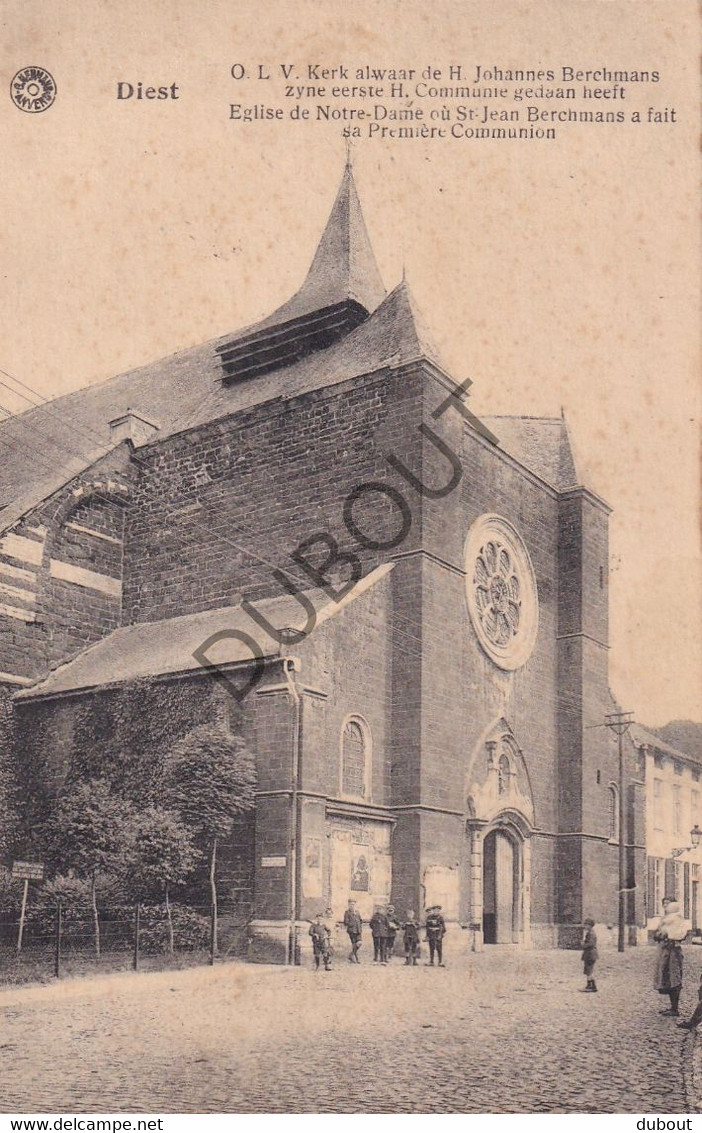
top-left (580, 897), bottom-right (702, 1030)
top-left (313, 895), bottom-right (702, 1031)
top-left (308, 900), bottom-right (447, 970)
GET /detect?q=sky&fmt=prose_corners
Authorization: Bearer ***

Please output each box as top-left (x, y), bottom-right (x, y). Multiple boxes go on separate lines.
top-left (0, 0), bottom-right (699, 726)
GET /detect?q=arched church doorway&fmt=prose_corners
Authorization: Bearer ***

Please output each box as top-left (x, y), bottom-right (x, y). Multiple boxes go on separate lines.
top-left (482, 828), bottom-right (519, 944)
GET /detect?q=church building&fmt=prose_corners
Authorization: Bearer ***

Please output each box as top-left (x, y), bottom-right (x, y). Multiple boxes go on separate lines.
top-left (0, 165), bottom-right (644, 959)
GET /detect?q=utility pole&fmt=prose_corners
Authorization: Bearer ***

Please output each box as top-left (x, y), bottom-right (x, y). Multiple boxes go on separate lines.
top-left (605, 710), bottom-right (634, 952)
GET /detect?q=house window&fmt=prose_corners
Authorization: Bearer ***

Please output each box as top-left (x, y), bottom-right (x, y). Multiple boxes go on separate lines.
top-left (692, 790), bottom-right (700, 823)
top-left (684, 862), bottom-right (691, 919)
top-left (608, 785), bottom-right (619, 842)
top-left (673, 785), bottom-right (682, 834)
top-left (693, 768), bottom-right (701, 783)
top-left (675, 861), bottom-right (683, 904)
top-left (341, 717), bottom-right (370, 800)
top-left (654, 858), bottom-right (665, 913)
top-left (648, 856), bottom-right (666, 918)
top-left (653, 779), bottom-right (664, 830)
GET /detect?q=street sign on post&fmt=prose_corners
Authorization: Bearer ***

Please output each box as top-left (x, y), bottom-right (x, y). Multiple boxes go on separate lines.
top-left (12, 860), bottom-right (44, 954)
top-left (12, 861), bottom-right (44, 881)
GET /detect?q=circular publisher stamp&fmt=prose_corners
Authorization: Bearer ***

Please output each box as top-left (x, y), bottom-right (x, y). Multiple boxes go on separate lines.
top-left (10, 66), bottom-right (57, 113)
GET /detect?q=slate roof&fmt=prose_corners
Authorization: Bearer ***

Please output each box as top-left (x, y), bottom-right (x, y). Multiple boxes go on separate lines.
top-left (0, 278), bottom-right (451, 534)
top-left (16, 563), bottom-right (393, 699)
top-left (630, 723), bottom-right (702, 768)
top-left (235, 161), bottom-right (386, 333)
top-left (482, 415), bottom-right (579, 492)
top-left (0, 167), bottom-right (586, 532)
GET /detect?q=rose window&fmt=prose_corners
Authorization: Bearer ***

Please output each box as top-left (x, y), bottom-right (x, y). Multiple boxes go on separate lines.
top-left (464, 516), bottom-right (538, 670)
top-left (474, 540), bottom-right (522, 648)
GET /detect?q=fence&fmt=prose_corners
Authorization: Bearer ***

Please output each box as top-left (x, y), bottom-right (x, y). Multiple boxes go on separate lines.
top-left (0, 900), bottom-right (251, 984)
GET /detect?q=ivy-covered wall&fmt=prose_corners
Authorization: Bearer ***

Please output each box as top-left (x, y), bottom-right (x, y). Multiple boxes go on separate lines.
top-left (0, 684), bottom-right (19, 862)
top-left (10, 673), bottom-right (258, 917)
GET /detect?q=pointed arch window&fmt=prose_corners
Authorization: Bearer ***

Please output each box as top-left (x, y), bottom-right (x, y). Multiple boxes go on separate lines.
top-left (608, 784), bottom-right (620, 842)
top-left (341, 717), bottom-right (371, 800)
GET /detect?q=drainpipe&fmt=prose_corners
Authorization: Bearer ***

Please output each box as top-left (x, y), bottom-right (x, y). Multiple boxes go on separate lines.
top-left (284, 657), bottom-right (302, 965)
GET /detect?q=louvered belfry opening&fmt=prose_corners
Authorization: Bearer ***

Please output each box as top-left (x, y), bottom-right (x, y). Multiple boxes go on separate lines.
top-left (216, 299), bottom-right (370, 384)
top-left (217, 162), bottom-right (386, 386)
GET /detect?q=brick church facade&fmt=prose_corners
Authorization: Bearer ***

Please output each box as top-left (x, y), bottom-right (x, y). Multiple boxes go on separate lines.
top-left (0, 166), bottom-right (644, 959)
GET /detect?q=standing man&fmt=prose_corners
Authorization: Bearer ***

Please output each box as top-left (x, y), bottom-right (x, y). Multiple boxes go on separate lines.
top-left (369, 904), bottom-right (390, 964)
top-left (425, 905), bottom-right (447, 967)
top-left (343, 898), bottom-right (363, 963)
top-left (385, 904), bottom-right (401, 963)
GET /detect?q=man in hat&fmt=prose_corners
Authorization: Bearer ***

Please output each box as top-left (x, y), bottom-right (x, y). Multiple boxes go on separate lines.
top-left (425, 905), bottom-right (447, 967)
top-left (343, 898), bottom-right (363, 963)
top-left (369, 904), bottom-right (390, 963)
top-left (580, 916), bottom-right (599, 992)
top-left (309, 912), bottom-right (332, 971)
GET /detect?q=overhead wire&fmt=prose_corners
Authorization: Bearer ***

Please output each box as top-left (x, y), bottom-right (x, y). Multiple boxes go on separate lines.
top-left (0, 401), bottom-right (95, 481)
top-left (0, 361), bottom-right (620, 726)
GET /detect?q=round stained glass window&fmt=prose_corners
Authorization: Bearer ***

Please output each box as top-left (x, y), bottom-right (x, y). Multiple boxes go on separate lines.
top-left (464, 515), bottom-right (538, 670)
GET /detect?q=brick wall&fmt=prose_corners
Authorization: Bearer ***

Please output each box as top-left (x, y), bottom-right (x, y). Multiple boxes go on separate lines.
top-left (2, 353), bottom-right (627, 944)
top-left (122, 367), bottom-right (427, 624)
top-left (409, 384), bottom-right (563, 926)
top-left (0, 448), bottom-right (132, 682)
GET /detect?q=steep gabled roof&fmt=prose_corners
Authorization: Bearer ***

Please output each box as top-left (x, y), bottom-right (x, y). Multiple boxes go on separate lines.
top-left (166, 279), bottom-right (451, 434)
top-left (0, 165), bottom-right (392, 532)
top-left (0, 277), bottom-right (451, 536)
top-left (0, 169), bottom-right (599, 536)
top-left (0, 349), bottom-right (213, 535)
top-left (630, 722), bottom-right (702, 768)
top-left (482, 415), bottom-right (579, 492)
top-left (15, 563), bottom-right (394, 699)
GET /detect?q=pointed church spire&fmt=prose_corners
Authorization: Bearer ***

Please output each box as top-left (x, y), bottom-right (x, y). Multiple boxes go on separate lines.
top-left (216, 165), bottom-right (387, 384)
top-left (298, 163), bottom-right (386, 315)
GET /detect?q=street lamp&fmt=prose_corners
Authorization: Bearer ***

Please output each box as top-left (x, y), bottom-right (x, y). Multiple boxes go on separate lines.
top-left (671, 825), bottom-right (702, 859)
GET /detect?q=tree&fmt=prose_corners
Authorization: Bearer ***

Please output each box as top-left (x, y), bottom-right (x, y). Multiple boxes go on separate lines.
top-left (46, 779), bottom-right (135, 956)
top-left (163, 723), bottom-right (256, 952)
top-left (123, 807), bottom-right (201, 952)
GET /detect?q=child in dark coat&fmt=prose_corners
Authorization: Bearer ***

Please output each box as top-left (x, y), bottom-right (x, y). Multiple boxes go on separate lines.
top-left (309, 913), bottom-right (332, 970)
top-left (581, 917), bottom-right (598, 992)
top-left (403, 911), bottom-right (420, 965)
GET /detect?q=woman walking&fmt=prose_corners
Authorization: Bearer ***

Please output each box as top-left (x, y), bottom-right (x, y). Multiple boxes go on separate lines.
top-left (654, 899), bottom-right (687, 1017)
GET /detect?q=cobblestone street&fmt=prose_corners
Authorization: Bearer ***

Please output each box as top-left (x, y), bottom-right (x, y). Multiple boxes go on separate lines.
top-left (0, 944), bottom-right (698, 1114)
